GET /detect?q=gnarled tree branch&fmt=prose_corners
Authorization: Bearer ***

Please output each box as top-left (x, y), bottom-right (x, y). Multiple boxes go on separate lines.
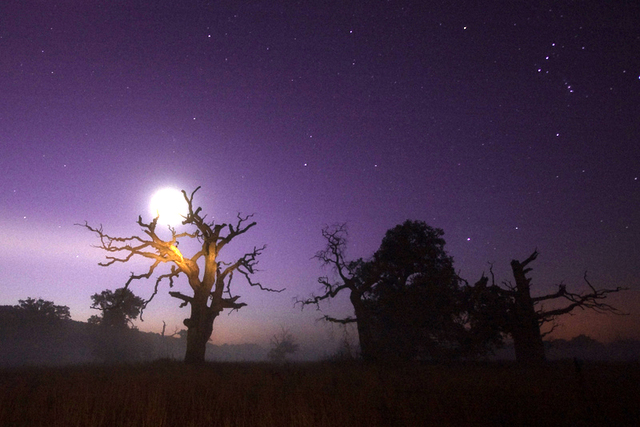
top-left (79, 187), bottom-right (278, 364)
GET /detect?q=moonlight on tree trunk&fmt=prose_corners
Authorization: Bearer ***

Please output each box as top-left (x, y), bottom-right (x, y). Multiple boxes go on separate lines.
top-left (79, 186), bottom-right (282, 364)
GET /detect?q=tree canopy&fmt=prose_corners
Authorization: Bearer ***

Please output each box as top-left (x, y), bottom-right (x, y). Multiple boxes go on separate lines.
top-left (365, 221), bottom-right (481, 360)
top-left (88, 287), bottom-right (145, 329)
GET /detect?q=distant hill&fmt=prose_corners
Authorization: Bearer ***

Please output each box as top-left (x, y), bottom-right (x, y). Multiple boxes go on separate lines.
top-left (545, 335), bottom-right (640, 361)
top-left (490, 334), bottom-right (640, 362)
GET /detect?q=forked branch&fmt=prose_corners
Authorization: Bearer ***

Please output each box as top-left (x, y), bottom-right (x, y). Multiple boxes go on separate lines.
top-left (537, 272), bottom-right (628, 320)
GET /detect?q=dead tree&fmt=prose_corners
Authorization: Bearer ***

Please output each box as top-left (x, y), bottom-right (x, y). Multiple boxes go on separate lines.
top-left (80, 187), bottom-right (281, 364)
top-left (486, 250), bottom-right (626, 364)
top-left (295, 224), bottom-right (378, 360)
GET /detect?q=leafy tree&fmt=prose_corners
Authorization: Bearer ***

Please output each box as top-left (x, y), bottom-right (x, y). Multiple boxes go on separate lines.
top-left (298, 221), bottom-right (499, 361)
top-left (80, 187), bottom-right (281, 364)
top-left (470, 250), bottom-right (627, 363)
top-left (267, 326), bottom-right (299, 363)
top-left (16, 298), bottom-right (71, 322)
top-left (88, 287), bottom-right (145, 329)
top-left (366, 220), bottom-right (481, 360)
top-left (87, 288), bottom-right (146, 363)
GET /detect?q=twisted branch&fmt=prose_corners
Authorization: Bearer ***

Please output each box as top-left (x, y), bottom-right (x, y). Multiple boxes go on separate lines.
top-left (78, 187), bottom-right (276, 318)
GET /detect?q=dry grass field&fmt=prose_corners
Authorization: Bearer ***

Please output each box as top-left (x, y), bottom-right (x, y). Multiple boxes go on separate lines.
top-left (0, 360), bottom-right (638, 426)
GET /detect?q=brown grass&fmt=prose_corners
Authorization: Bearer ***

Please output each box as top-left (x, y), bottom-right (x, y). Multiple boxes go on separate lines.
top-left (0, 360), bottom-right (638, 426)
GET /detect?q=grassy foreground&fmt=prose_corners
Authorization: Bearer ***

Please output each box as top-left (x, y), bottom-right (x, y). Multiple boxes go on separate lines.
top-left (0, 360), bottom-right (638, 426)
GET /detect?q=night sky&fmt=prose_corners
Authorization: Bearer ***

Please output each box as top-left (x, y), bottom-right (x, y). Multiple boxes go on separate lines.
top-left (1, 0), bottom-right (639, 353)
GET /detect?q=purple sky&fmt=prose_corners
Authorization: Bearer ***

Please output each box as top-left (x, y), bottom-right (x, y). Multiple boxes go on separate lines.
top-left (1, 0), bottom-right (639, 351)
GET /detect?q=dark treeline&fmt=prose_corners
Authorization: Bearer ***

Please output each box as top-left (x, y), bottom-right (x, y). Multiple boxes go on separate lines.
top-left (76, 188), bottom-right (626, 364)
top-left (3, 195), bottom-right (628, 366)
top-left (297, 220), bottom-right (626, 364)
top-left (0, 305), bottom-right (269, 367)
top-left (0, 298), bottom-right (638, 367)
top-left (0, 298), bottom-right (267, 367)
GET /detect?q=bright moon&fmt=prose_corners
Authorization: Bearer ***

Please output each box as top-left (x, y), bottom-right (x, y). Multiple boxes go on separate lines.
top-left (149, 188), bottom-right (189, 226)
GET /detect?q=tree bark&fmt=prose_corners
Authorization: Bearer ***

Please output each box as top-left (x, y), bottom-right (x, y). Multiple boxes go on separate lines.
top-left (184, 291), bottom-right (217, 364)
top-left (510, 255), bottom-right (546, 364)
top-left (511, 319), bottom-right (546, 364)
top-left (351, 292), bottom-right (377, 361)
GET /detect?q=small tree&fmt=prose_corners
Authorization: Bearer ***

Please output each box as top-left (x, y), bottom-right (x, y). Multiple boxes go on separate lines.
top-left (80, 187), bottom-right (281, 364)
top-left (87, 288), bottom-right (146, 363)
top-left (89, 287), bottom-right (145, 329)
top-left (471, 250), bottom-right (627, 363)
top-left (267, 326), bottom-right (299, 363)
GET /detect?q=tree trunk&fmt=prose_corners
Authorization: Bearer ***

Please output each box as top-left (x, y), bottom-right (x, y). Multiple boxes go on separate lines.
top-left (510, 258), bottom-right (546, 364)
top-left (511, 320), bottom-right (546, 364)
top-left (351, 293), bottom-right (377, 361)
top-left (184, 291), bottom-right (216, 364)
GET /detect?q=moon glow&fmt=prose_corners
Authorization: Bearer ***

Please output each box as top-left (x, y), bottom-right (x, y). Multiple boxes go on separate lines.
top-left (149, 188), bottom-right (189, 226)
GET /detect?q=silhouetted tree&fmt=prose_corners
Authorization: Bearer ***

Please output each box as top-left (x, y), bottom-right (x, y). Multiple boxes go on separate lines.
top-left (298, 221), bottom-right (499, 361)
top-left (87, 288), bottom-right (146, 363)
top-left (366, 221), bottom-right (485, 360)
top-left (460, 275), bottom-right (510, 356)
top-left (80, 186), bottom-right (281, 364)
top-left (267, 326), bottom-right (299, 363)
top-left (0, 299), bottom-right (76, 366)
top-left (16, 298), bottom-right (71, 322)
top-left (471, 250), bottom-right (627, 364)
top-left (296, 224), bottom-right (379, 360)
top-left (88, 287), bottom-right (145, 329)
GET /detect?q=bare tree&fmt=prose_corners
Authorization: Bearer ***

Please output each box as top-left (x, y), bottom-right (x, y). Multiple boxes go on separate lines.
top-left (267, 326), bottom-right (299, 363)
top-left (295, 224), bottom-right (379, 360)
top-left (160, 321), bottom-right (182, 359)
top-left (80, 186), bottom-right (282, 364)
top-left (473, 250), bottom-right (627, 364)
